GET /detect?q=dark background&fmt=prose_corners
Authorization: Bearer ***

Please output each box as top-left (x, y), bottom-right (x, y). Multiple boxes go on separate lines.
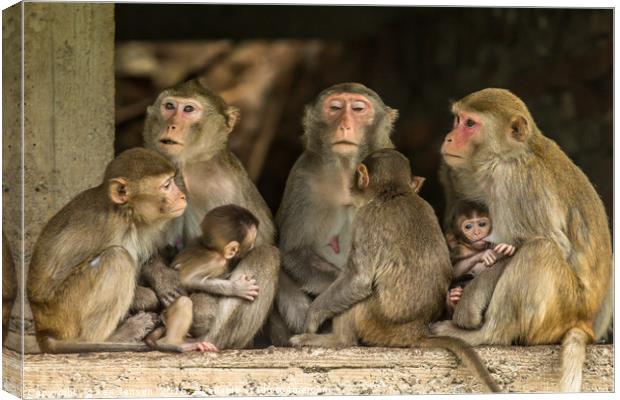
top-left (114, 5), bottom-right (613, 227)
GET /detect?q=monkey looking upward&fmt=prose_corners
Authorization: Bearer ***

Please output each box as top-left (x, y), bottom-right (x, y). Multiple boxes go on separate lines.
top-left (148, 205), bottom-right (261, 349)
top-left (143, 79), bottom-right (279, 350)
top-left (445, 201), bottom-right (515, 315)
top-left (273, 83), bottom-right (398, 344)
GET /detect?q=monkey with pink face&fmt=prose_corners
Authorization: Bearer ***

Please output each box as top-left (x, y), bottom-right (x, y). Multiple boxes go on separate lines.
top-left (444, 200), bottom-right (516, 315)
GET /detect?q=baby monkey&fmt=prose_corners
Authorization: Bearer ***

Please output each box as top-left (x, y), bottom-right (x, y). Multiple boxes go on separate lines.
top-left (445, 201), bottom-right (516, 315)
top-left (147, 205), bottom-right (260, 349)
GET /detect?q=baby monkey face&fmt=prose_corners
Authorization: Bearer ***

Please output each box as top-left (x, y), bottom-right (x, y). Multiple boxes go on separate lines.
top-left (460, 215), bottom-right (491, 243)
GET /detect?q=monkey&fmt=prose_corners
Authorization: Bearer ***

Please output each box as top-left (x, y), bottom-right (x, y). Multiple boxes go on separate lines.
top-left (2, 232), bottom-right (17, 344)
top-left (142, 79), bottom-right (280, 350)
top-left (174, 204), bottom-right (260, 300)
top-left (26, 148), bottom-right (201, 353)
top-left (444, 201), bottom-right (516, 315)
top-left (273, 82), bottom-right (399, 344)
top-left (289, 149), bottom-right (500, 392)
top-left (146, 205), bottom-right (260, 349)
top-left (431, 88), bottom-right (612, 392)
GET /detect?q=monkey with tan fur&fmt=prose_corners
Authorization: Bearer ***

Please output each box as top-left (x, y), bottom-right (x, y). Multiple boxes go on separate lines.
top-left (291, 149), bottom-right (500, 392)
top-left (445, 200), bottom-right (515, 315)
top-left (27, 148), bottom-right (200, 353)
top-left (432, 88), bottom-right (612, 392)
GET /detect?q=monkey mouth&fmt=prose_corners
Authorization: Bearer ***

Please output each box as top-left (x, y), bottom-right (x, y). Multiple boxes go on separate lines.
top-left (160, 139), bottom-right (183, 146)
top-left (332, 141), bottom-right (358, 147)
top-left (442, 152), bottom-right (463, 159)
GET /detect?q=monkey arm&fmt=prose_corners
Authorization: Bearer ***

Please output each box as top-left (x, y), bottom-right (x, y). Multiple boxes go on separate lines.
top-left (304, 257), bottom-right (373, 333)
top-left (141, 254), bottom-right (186, 307)
top-left (453, 253), bottom-right (485, 278)
top-left (281, 247), bottom-right (340, 295)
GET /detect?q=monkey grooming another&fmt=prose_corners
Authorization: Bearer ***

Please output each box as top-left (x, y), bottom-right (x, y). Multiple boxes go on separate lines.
top-left (26, 148), bottom-right (198, 353)
top-left (432, 88), bottom-right (612, 392)
top-left (143, 79), bottom-right (279, 350)
top-left (290, 149), bottom-right (500, 393)
top-left (445, 201), bottom-right (515, 315)
top-left (274, 82), bottom-right (399, 344)
top-left (147, 205), bottom-right (260, 349)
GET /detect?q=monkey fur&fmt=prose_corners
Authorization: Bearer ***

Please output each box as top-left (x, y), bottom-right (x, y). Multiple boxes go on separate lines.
top-left (433, 88), bottom-right (612, 392)
top-left (290, 149), bottom-right (500, 393)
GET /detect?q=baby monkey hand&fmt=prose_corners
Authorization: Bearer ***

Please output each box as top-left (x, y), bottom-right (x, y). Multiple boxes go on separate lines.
top-left (231, 274), bottom-right (259, 301)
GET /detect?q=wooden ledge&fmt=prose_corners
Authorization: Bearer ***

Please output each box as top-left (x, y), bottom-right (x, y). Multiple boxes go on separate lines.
top-left (2, 345), bottom-right (614, 397)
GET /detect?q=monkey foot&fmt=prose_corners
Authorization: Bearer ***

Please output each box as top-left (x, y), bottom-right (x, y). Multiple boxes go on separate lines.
top-left (290, 333), bottom-right (347, 348)
top-left (110, 312), bottom-right (159, 342)
top-left (183, 341), bottom-right (219, 352)
top-left (430, 320), bottom-right (458, 337)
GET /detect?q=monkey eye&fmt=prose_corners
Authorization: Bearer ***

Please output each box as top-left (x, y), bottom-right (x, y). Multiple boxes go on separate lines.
top-left (465, 119), bottom-right (476, 128)
top-left (161, 179), bottom-right (172, 191)
top-left (328, 101), bottom-right (343, 111)
top-left (478, 222), bottom-right (487, 227)
top-left (164, 102), bottom-right (175, 110)
top-left (351, 101), bottom-right (367, 112)
top-left (183, 105), bottom-right (195, 113)
top-left (464, 223), bottom-right (473, 230)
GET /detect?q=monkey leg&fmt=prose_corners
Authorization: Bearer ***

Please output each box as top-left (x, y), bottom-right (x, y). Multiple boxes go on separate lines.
top-left (108, 312), bottom-right (158, 342)
top-left (452, 261), bottom-right (506, 330)
top-left (433, 238), bottom-right (587, 346)
top-left (130, 285), bottom-right (160, 313)
top-left (159, 296), bottom-right (193, 345)
top-left (198, 245), bottom-right (280, 349)
top-left (32, 246), bottom-right (137, 346)
top-left (290, 307), bottom-right (358, 348)
top-left (268, 270), bottom-right (312, 346)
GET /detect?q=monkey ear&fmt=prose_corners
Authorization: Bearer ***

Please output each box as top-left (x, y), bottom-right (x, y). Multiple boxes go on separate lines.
top-left (108, 178), bottom-right (130, 205)
top-left (410, 176), bottom-right (426, 193)
top-left (356, 164), bottom-right (370, 189)
top-left (225, 106), bottom-right (240, 133)
top-left (386, 107), bottom-right (399, 124)
top-left (510, 115), bottom-right (529, 142)
top-left (223, 241), bottom-right (240, 259)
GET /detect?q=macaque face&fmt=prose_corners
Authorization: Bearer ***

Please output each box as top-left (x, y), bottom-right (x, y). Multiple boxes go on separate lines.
top-left (441, 111), bottom-right (483, 168)
top-left (133, 173), bottom-right (187, 223)
top-left (460, 214), bottom-right (491, 243)
top-left (156, 96), bottom-right (205, 157)
top-left (322, 92), bottom-right (375, 155)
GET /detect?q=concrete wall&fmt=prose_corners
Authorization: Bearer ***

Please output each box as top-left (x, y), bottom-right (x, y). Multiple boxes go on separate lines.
top-left (2, 2), bottom-right (115, 361)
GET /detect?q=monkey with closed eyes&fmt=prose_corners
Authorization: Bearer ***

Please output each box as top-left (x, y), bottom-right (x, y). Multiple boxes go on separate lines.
top-left (146, 205), bottom-right (260, 350)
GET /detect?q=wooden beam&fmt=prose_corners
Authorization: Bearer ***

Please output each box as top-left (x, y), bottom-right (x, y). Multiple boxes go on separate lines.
top-left (2, 345), bottom-right (613, 397)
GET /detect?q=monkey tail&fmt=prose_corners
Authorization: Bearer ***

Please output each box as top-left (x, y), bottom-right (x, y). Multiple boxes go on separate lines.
top-left (559, 327), bottom-right (589, 392)
top-left (419, 335), bottom-right (500, 393)
top-left (45, 337), bottom-right (184, 353)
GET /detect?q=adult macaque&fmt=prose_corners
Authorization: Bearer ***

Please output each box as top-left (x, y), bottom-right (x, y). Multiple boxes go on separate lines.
top-left (274, 82), bottom-right (398, 343)
top-left (147, 205), bottom-right (260, 349)
top-left (444, 201), bottom-right (515, 315)
top-left (143, 79), bottom-right (279, 349)
top-left (432, 88), bottom-right (612, 392)
top-left (26, 148), bottom-right (192, 353)
top-left (290, 149), bottom-right (499, 392)
top-left (2, 232), bottom-right (17, 344)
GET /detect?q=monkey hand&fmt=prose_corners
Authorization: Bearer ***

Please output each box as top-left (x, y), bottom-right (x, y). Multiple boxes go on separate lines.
top-left (151, 267), bottom-right (186, 307)
top-left (231, 275), bottom-right (259, 301)
top-left (447, 287), bottom-right (463, 306)
top-left (304, 307), bottom-right (324, 334)
top-left (480, 249), bottom-right (497, 266)
top-left (493, 243), bottom-right (516, 257)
